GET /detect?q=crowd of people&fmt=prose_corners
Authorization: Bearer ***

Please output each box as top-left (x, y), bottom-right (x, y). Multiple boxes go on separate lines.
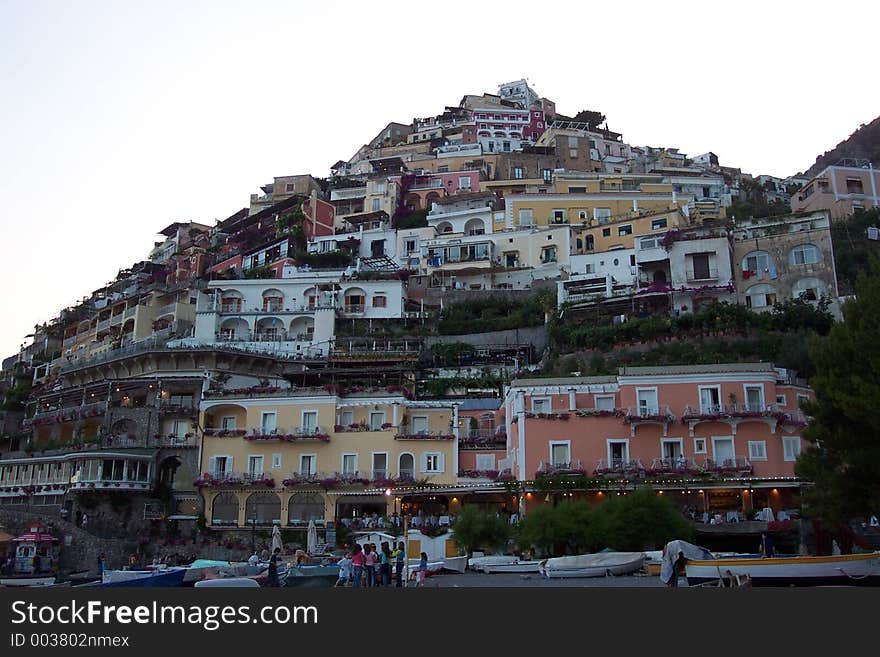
top-left (335, 541), bottom-right (426, 587)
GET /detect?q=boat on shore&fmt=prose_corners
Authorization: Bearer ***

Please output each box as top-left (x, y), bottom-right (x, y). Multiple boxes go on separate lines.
top-left (284, 563), bottom-right (338, 587)
top-left (684, 551), bottom-right (880, 587)
top-left (0, 575), bottom-right (57, 587)
top-left (85, 567), bottom-right (188, 588)
top-left (468, 556), bottom-right (541, 573)
top-left (540, 552), bottom-right (645, 578)
top-left (442, 556), bottom-right (468, 573)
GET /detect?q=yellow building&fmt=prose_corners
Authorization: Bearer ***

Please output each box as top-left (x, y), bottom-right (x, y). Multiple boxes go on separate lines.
top-left (501, 177), bottom-right (690, 232)
top-left (198, 389), bottom-right (458, 528)
top-left (571, 207), bottom-right (689, 255)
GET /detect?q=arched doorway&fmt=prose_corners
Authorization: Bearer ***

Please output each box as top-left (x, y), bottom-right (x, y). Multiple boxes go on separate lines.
top-left (211, 492), bottom-right (239, 526)
top-left (398, 453), bottom-right (415, 481)
top-left (287, 493), bottom-right (325, 525)
top-left (245, 492), bottom-right (281, 525)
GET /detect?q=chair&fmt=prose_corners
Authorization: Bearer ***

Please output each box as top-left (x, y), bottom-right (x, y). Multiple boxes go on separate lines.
top-left (438, 515), bottom-right (450, 526)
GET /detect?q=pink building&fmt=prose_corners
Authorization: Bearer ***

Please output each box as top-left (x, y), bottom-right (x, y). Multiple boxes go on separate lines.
top-left (792, 164), bottom-right (880, 219)
top-left (504, 363), bottom-right (812, 516)
top-left (391, 171), bottom-right (482, 211)
top-left (473, 106), bottom-right (546, 153)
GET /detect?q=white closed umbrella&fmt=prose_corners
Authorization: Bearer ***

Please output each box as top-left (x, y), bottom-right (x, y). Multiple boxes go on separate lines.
top-left (762, 507), bottom-right (775, 522)
top-left (307, 519), bottom-right (318, 555)
top-left (271, 525), bottom-right (283, 553)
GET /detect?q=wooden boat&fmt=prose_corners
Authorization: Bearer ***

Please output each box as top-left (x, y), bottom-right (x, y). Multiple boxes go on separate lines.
top-left (540, 552), bottom-right (645, 578)
top-left (89, 567), bottom-right (187, 587)
top-left (685, 551), bottom-right (880, 587)
top-left (643, 550), bottom-right (663, 576)
top-left (442, 556), bottom-right (468, 573)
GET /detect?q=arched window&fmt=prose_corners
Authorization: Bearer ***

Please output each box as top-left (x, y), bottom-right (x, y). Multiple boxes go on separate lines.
top-left (398, 453), bottom-right (415, 481)
top-left (788, 244), bottom-right (821, 266)
top-left (261, 289), bottom-right (284, 312)
top-left (245, 492), bottom-right (281, 525)
top-left (744, 284), bottom-right (777, 309)
top-left (287, 493), bottom-right (324, 525)
top-left (211, 492), bottom-right (239, 526)
top-left (742, 250), bottom-right (772, 273)
top-left (792, 277), bottom-right (825, 301)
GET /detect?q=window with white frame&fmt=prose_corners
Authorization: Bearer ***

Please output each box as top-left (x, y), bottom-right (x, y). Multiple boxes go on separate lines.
top-left (608, 440), bottom-right (629, 468)
top-left (636, 389), bottom-right (658, 416)
top-left (301, 410), bottom-right (318, 434)
top-left (797, 394), bottom-right (810, 407)
top-left (260, 412), bottom-right (277, 434)
top-left (661, 439), bottom-right (683, 461)
top-left (518, 209), bottom-right (533, 227)
top-left (748, 441), bottom-right (767, 461)
top-left (210, 455), bottom-right (230, 476)
top-left (405, 239), bottom-right (418, 254)
top-left (617, 224), bottom-right (633, 236)
top-left (172, 419), bottom-right (189, 437)
top-left (411, 415), bottom-right (429, 434)
top-left (783, 436), bottom-right (801, 462)
top-left (221, 416), bottom-right (237, 430)
top-left (651, 217), bottom-right (668, 230)
top-left (369, 411), bottom-right (386, 431)
top-left (475, 454), bottom-right (496, 471)
top-left (594, 208), bottom-right (612, 223)
top-left (693, 438), bottom-right (707, 454)
top-left (742, 250), bottom-right (772, 273)
top-left (594, 395), bottom-right (615, 411)
top-left (342, 454), bottom-right (358, 475)
top-left (552, 209), bottom-right (567, 224)
top-left (743, 385), bottom-right (764, 411)
top-left (271, 454), bottom-right (282, 469)
top-left (422, 453), bottom-right (444, 473)
top-left (776, 395), bottom-right (786, 406)
top-left (788, 244), bottom-right (821, 266)
top-left (712, 437), bottom-right (735, 466)
top-left (372, 453), bottom-right (388, 478)
top-left (300, 455), bottom-right (316, 475)
top-left (791, 277), bottom-right (825, 301)
top-left (531, 397), bottom-right (551, 414)
top-left (745, 284), bottom-right (777, 309)
top-left (550, 442), bottom-right (570, 467)
top-left (699, 386), bottom-right (721, 414)
top-left (340, 410), bottom-right (354, 427)
top-left (513, 167), bottom-right (524, 179)
top-left (458, 177), bottom-right (471, 190)
top-left (247, 455), bottom-right (264, 477)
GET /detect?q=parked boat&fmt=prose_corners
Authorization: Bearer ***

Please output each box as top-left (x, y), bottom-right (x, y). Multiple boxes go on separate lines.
top-left (442, 556), bottom-right (468, 573)
top-left (685, 551), bottom-right (880, 587)
top-left (0, 575), bottom-right (57, 587)
top-left (88, 567), bottom-right (187, 588)
top-left (540, 552), bottom-right (645, 578)
top-left (481, 559), bottom-right (542, 574)
top-left (284, 563), bottom-right (338, 587)
top-left (468, 555), bottom-right (518, 570)
top-left (180, 559), bottom-right (230, 585)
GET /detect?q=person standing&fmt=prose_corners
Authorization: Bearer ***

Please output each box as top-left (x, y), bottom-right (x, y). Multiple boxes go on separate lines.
top-left (393, 541), bottom-right (406, 588)
top-left (350, 544), bottom-right (365, 588)
top-left (267, 547), bottom-right (281, 587)
top-left (380, 542), bottom-right (392, 586)
top-left (335, 552), bottom-right (352, 588)
top-left (760, 532), bottom-right (775, 558)
top-left (81, 513), bottom-right (88, 530)
top-left (97, 553), bottom-right (105, 578)
top-left (363, 544), bottom-right (376, 587)
top-left (416, 552), bottom-right (428, 587)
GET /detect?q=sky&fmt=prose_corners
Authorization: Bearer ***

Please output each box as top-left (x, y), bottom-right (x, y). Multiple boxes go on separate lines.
top-left (1, 0), bottom-right (878, 358)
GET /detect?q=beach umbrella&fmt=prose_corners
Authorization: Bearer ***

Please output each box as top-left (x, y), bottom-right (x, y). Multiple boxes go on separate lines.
top-left (307, 519), bottom-right (318, 554)
top-left (271, 525), bottom-right (283, 553)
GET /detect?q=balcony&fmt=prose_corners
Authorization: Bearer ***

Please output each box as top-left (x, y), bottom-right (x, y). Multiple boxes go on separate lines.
top-left (536, 460), bottom-right (586, 478)
top-left (624, 405), bottom-right (674, 426)
top-left (123, 307), bottom-right (137, 319)
top-left (681, 404), bottom-right (808, 429)
top-left (686, 268), bottom-right (719, 282)
top-left (394, 431), bottom-right (455, 441)
top-left (195, 472), bottom-right (275, 488)
top-left (241, 427), bottom-right (330, 443)
top-left (154, 303), bottom-right (177, 317)
top-left (341, 304), bottom-right (365, 315)
top-left (62, 336), bottom-right (76, 348)
top-left (593, 458), bottom-right (647, 476)
top-left (702, 457), bottom-right (753, 475)
top-left (647, 457), bottom-right (699, 475)
top-left (459, 431), bottom-right (507, 450)
top-left (96, 318), bottom-right (111, 332)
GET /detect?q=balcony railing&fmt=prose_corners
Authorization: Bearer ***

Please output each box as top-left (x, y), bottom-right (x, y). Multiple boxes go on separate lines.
top-left (241, 427), bottom-right (330, 442)
top-left (123, 307), bottom-right (137, 319)
top-left (342, 304), bottom-right (365, 314)
top-left (593, 458), bottom-right (647, 475)
top-left (647, 457), bottom-right (698, 474)
top-left (154, 303), bottom-right (177, 317)
top-left (96, 319), bottom-right (111, 332)
top-left (535, 460), bottom-right (586, 477)
top-left (394, 431), bottom-right (455, 441)
top-left (682, 403), bottom-right (806, 425)
top-left (703, 457), bottom-right (753, 473)
top-left (624, 405), bottom-right (674, 423)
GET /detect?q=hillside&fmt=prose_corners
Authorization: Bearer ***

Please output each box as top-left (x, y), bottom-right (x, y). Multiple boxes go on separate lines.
top-left (803, 115), bottom-right (880, 177)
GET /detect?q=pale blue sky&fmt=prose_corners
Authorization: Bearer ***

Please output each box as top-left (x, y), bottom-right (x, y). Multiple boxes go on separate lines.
top-left (1, 0), bottom-right (877, 357)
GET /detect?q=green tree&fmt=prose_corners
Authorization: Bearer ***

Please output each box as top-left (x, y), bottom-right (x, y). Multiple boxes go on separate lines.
top-left (572, 109), bottom-right (606, 129)
top-left (795, 259), bottom-right (880, 523)
top-left (451, 506), bottom-right (509, 555)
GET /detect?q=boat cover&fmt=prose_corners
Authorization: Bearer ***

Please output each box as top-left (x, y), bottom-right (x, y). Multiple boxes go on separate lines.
top-left (660, 540), bottom-right (714, 584)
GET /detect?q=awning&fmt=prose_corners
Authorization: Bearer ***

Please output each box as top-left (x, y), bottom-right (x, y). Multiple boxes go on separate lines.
top-left (13, 533), bottom-right (59, 543)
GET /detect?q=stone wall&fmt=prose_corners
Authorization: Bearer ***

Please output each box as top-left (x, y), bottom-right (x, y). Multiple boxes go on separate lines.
top-left (0, 508), bottom-right (134, 573)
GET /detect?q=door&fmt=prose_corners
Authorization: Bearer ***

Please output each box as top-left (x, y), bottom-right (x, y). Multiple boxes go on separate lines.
top-left (609, 442), bottom-right (628, 469)
top-left (637, 390), bottom-right (658, 416)
top-left (692, 254), bottom-right (711, 280)
top-left (372, 453), bottom-right (388, 479)
top-left (261, 412), bottom-right (277, 434)
top-left (713, 438), bottom-right (735, 468)
top-left (302, 411), bottom-right (318, 434)
top-left (699, 388), bottom-right (720, 414)
top-left (248, 455), bottom-right (264, 478)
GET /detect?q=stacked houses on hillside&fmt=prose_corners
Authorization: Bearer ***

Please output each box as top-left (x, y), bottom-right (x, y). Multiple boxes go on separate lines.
top-left (0, 80), bottom-right (844, 537)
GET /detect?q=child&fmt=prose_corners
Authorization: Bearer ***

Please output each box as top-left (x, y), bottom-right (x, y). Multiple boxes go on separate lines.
top-left (416, 552), bottom-right (428, 587)
top-left (335, 552), bottom-right (352, 587)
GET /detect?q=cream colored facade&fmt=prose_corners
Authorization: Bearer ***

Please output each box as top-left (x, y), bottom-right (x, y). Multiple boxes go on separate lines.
top-left (198, 392), bottom-right (458, 526)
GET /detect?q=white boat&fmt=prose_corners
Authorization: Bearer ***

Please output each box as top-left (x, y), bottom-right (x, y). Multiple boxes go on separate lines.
top-left (481, 560), bottom-right (542, 574)
top-left (0, 575), bottom-right (57, 587)
top-left (181, 559), bottom-right (230, 584)
top-left (685, 551), bottom-right (880, 587)
top-left (442, 556), bottom-right (468, 573)
top-left (468, 555), bottom-right (519, 570)
top-left (540, 552), bottom-right (645, 578)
